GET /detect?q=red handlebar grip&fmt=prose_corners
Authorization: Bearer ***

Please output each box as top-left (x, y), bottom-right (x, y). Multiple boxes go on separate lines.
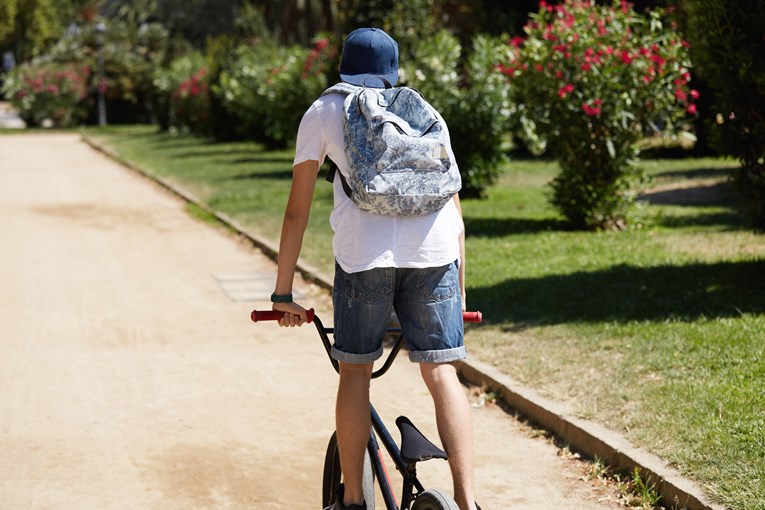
top-left (463, 311), bottom-right (482, 323)
top-left (250, 308), bottom-right (315, 323)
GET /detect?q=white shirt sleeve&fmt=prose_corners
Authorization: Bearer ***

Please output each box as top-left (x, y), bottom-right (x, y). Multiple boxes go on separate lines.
top-left (293, 101), bottom-right (327, 166)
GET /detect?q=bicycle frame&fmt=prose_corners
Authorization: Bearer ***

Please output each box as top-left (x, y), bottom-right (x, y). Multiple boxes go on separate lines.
top-left (319, 316), bottom-right (454, 509)
top-left (368, 405), bottom-right (430, 510)
top-left (251, 308), bottom-right (482, 509)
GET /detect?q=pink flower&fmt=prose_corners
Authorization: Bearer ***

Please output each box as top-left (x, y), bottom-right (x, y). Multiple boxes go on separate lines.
top-left (553, 43), bottom-right (569, 53)
top-left (690, 89), bottom-right (700, 100)
top-left (597, 19), bottom-right (608, 36)
top-left (650, 54), bottom-right (666, 67)
top-left (510, 36), bottom-right (525, 47)
top-left (558, 83), bottom-right (575, 98)
top-left (687, 104), bottom-right (697, 115)
top-left (582, 102), bottom-right (602, 117)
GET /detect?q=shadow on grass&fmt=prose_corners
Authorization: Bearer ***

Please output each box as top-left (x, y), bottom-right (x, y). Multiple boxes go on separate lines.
top-left (223, 169), bottom-right (293, 180)
top-left (464, 217), bottom-right (565, 237)
top-left (470, 259), bottom-right (765, 328)
top-left (654, 211), bottom-right (746, 229)
top-left (652, 166), bottom-right (734, 180)
top-left (641, 182), bottom-right (736, 207)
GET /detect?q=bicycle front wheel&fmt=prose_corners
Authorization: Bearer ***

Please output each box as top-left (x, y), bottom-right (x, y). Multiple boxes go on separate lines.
top-left (411, 489), bottom-right (460, 510)
top-left (322, 431), bottom-right (375, 510)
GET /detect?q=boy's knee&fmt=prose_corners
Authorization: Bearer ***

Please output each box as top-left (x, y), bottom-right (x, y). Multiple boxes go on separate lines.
top-left (420, 362), bottom-right (457, 387)
top-left (339, 361), bottom-right (374, 381)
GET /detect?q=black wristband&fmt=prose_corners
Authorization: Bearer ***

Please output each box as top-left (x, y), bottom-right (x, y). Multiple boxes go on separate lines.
top-left (270, 293), bottom-right (293, 303)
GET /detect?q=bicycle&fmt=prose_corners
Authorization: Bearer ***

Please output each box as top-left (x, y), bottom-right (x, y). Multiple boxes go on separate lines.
top-left (251, 308), bottom-right (482, 510)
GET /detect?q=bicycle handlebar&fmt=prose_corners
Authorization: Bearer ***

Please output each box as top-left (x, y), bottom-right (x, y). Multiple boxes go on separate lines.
top-left (250, 309), bottom-right (482, 324)
top-left (250, 308), bottom-right (316, 323)
top-left (251, 308), bottom-right (482, 378)
top-left (463, 311), bottom-right (483, 323)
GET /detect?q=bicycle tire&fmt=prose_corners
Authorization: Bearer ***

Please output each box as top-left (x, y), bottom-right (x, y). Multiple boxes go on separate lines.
top-left (411, 489), bottom-right (460, 510)
top-left (322, 431), bottom-right (375, 510)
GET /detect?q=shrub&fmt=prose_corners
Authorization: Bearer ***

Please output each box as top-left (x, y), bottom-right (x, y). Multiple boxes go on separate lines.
top-left (201, 34), bottom-right (238, 141)
top-left (683, 0), bottom-right (765, 230)
top-left (451, 34), bottom-right (513, 197)
top-left (153, 51), bottom-right (209, 133)
top-left (100, 20), bottom-right (169, 123)
top-left (1, 61), bottom-right (91, 127)
top-left (401, 30), bottom-right (512, 198)
top-left (47, 19), bottom-right (169, 124)
top-left (216, 36), bottom-right (337, 147)
top-left (499, 0), bottom-right (696, 229)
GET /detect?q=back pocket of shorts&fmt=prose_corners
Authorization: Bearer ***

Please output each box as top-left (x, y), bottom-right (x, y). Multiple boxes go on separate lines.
top-left (344, 267), bottom-right (393, 304)
top-left (416, 263), bottom-right (457, 302)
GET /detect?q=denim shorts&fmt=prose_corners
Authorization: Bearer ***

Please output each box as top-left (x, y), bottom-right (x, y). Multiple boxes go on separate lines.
top-left (332, 260), bottom-right (466, 364)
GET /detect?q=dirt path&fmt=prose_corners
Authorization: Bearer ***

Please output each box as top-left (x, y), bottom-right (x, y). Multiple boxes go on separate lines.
top-left (0, 133), bottom-right (617, 509)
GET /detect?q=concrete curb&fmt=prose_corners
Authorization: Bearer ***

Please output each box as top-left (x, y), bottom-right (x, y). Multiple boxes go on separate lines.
top-left (456, 359), bottom-right (725, 510)
top-left (81, 132), bottom-right (724, 510)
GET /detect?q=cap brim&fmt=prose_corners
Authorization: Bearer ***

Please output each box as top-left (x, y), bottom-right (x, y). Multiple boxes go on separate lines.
top-left (340, 70), bottom-right (398, 88)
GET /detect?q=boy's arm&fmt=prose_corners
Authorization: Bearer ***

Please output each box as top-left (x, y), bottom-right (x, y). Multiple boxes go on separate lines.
top-left (272, 159), bottom-right (320, 326)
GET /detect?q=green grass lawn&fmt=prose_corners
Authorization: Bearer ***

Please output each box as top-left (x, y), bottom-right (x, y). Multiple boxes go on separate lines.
top-left (85, 125), bottom-right (764, 510)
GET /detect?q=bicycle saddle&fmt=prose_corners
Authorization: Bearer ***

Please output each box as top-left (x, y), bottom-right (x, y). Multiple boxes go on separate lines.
top-left (395, 416), bottom-right (448, 463)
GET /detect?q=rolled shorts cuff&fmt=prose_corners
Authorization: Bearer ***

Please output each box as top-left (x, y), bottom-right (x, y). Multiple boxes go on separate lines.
top-left (331, 345), bottom-right (385, 364)
top-left (408, 346), bottom-right (467, 364)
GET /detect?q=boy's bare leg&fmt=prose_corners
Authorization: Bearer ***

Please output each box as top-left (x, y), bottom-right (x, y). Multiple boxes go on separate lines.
top-left (420, 362), bottom-right (477, 510)
top-left (336, 362), bottom-right (374, 506)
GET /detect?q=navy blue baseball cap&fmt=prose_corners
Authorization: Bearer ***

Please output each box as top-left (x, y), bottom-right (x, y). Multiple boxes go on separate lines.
top-left (340, 28), bottom-right (399, 88)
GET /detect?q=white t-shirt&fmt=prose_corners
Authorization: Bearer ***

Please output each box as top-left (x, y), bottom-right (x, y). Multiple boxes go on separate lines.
top-left (293, 91), bottom-right (463, 274)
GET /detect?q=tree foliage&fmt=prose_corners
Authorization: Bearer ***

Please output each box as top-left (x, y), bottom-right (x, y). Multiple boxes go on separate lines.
top-left (682, 0), bottom-right (765, 229)
top-left (0, 0), bottom-right (70, 60)
top-left (0, 0), bottom-right (19, 44)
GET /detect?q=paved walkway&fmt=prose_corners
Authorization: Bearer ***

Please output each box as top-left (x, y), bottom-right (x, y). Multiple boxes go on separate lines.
top-left (0, 133), bottom-right (622, 509)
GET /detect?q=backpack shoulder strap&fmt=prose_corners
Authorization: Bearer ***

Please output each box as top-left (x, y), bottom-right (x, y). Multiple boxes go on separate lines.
top-left (321, 83), bottom-right (359, 200)
top-left (321, 82), bottom-right (360, 98)
top-left (325, 159), bottom-right (353, 200)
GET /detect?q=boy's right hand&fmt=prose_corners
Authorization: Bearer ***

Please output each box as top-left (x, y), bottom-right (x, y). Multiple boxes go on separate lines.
top-left (272, 301), bottom-right (308, 327)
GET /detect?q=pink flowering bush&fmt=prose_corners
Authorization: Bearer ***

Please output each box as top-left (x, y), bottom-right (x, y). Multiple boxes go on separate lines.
top-left (171, 67), bottom-right (210, 133)
top-left (153, 52), bottom-right (210, 133)
top-left (499, 0), bottom-right (696, 229)
top-left (2, 62), bottom-right (91, 127)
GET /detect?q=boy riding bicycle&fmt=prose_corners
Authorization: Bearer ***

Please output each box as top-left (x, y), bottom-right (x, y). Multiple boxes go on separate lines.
top-left (270, 27), bottom-right (479, 510)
